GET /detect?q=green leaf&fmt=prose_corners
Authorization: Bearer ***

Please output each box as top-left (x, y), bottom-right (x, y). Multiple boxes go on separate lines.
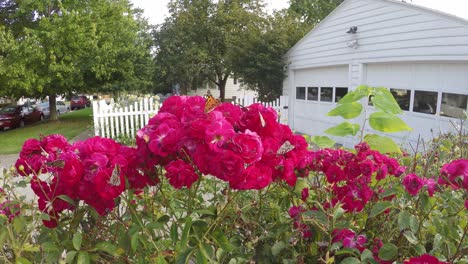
top-left (95, 242), bottom-right (123, 257)
top-left (311, 136), bottom-right (336, 148)
top-left (325, 122), bottom-right (360, 137)
top-left (409, 215), bottom-right (419, 234)
top-left (175, 247), bottom-right (193, 264)
top-left (199, 243), bottom-right (214, 261)
top-left (66, 251), bottom-right (77, 263)
top-left (15, 257), bottom-right (32, 264)
top-left (328, 102), bottom-right (363, 119)
top-left (403, 231), bottom-right (419, 245)
top-left (369, 112), bottom-right (412, 132)
top-left (73, 232), bottom-right (83, 251)
top-left (58, 194), bottom-right (77, 206)
top-left (170, 223), bottom-right (178, 242)
top-left (213, 230), bottom-right (233, 252)
top-left (131, 232), bottom-right (139, 253)
top-left (361, 249), bottom-right (374, 262)
top-left (271, 241), bottom-right (286, 256)
top-left (41, 242), bottom-right (59, 252)
top-left (340, 257), bottom-right (361, 264)
top-left (397, 211), bottom-right (411, 231)
top-left (193, 209), bottom-right (216, 216)
top-left (22, 243), bottom-right (40, 252)
top-left (76, 251), bottom-right (90, 264)
top-left (338, 85), bottom-right (369, 104)
top-left (371, 88), bottom-right (403, 114)
top-left (369, 201), bottom-right (393, 218)
top-left (364, 134), bottom-right (401, 154)
top-left (378, 243), bottom-right (398, 261)
top-left (13, 216), bottom-right (26, 233)
top-left (180, 217), bottom-right (193, 248)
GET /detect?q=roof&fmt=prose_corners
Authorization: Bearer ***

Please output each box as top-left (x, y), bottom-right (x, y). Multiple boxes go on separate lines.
top-left (285, 0), bottom-right (468, 59)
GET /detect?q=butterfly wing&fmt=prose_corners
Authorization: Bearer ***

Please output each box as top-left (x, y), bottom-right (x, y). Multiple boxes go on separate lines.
top-left (204, 95), bottom-right (221, 113)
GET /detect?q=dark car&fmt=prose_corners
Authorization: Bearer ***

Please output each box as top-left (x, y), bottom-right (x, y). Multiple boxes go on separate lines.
top-left (70, 96), bottom-right (91, 110)
top-left (0, 105), bottom-right (44, 130)
top-left (0, 105), bottom-right (21, 130)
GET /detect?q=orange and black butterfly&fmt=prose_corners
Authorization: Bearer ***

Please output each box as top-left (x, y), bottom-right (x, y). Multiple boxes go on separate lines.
top-left (204, 94), bottom-right (221, 113)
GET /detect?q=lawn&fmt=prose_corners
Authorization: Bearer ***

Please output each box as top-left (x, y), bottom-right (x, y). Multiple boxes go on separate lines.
top-left (0, 108), bottom-right (93, 154)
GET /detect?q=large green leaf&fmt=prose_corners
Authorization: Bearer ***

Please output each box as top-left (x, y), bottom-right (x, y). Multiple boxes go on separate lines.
top-left (311, 136), bottom-right (336, 148)
top-left (338, 85), bottom-right (369, 104)
top-left (325, 122), bottom-right (360, 137)
top-left (369, 112), bottom-right (412, 132)
top-left (378, 243), bottom-right (398, 261)
top-left (73, 232), bottom-right (83, 251)
top-left (327, 102), bottom-right (363, 119)
top-left (76, 252), bottom-right (90, 264)
top-left (369, 201), bottom-right (393, 218)
top-left (340, 257), bottom-right (361, 264)
top-left (364, 134), bottom-right (401, 154)
top-left (371, 88), bottom-right (403, 114)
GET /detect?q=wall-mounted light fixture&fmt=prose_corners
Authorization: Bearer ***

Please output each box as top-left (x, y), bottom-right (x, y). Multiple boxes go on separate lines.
top-left (346, 26), bottom-right (358, 34)
top-left (347, 40), bottom-right (359, 49)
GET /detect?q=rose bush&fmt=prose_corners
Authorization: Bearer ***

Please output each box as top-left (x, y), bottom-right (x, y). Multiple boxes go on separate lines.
top-left (0, 95), bottom-right (466, 263)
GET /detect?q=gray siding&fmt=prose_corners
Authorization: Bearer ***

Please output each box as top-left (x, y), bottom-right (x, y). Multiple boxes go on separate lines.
top-left (287, 0), bottom-right (468, 69)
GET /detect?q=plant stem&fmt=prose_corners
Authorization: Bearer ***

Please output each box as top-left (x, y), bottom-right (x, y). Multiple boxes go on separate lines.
top-left (203, 191), bottom-right (239, 241)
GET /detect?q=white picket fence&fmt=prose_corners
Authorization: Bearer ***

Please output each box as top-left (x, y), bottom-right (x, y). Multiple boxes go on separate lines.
top-left (235, 95), bottom-right (289, 124)
top-left (93, 98), bottom-right (160, 139)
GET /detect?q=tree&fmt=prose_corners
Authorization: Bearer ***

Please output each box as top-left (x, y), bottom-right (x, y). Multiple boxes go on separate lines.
top-left (0, 0), bottom-right (155, 121)
top-left (289, 0), bottom-right (344, 25)
top-left (153, 0), bottom-right (265, 101)
top-left (231, 11), bottom-right (312, 100)
top-left (232, 0), bottom-right (343, 100)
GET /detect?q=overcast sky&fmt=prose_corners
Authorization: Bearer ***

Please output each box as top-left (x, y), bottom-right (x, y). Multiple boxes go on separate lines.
top-left (131, 0), bottom-right (468, 26)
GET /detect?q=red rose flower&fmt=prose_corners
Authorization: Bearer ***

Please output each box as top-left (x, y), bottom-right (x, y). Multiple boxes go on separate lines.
top-left (164, 159), bottom-right (199, 189)
top-left (402, 174), bottom-right (424, 196)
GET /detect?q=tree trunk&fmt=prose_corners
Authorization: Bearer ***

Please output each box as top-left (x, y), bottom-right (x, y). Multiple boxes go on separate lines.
top-left (49, 93), bottom-right (58, 121)
top-left (218, 75), bottom-right (228, 102)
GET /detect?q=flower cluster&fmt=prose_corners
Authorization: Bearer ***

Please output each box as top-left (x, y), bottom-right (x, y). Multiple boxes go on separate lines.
top-left (404, 254), bottom-right (449, 264)
top-left (0, 200), bottom-right (20, 222)
top-left (332, 228), bottom-right (367, 252)
top-left (136, 96), bottom-right (308, 190)
top-left (303, 142), bottom-right (405, 212)
top-left (15, 135), bottom-right (154, 227)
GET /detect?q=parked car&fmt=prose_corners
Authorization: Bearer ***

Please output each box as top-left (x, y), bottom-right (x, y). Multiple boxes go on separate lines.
top-left (0, 105), bottom-right (44, 130)
top-left (38, 101), bottom-right (70, 118)
top-left (70, 96), bottom-right (91, 110)
top-left (0, 105), bottom-right (21, 130)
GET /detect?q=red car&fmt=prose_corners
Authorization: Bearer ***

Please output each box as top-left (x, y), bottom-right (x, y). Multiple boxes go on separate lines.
top-left (0, 105), bottom-right (44, 131)
top-left (70, 96), bottom-right (91, 110)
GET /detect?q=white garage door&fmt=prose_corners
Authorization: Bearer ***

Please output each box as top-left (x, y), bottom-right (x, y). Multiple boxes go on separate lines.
top-left (365, 62), bottom-right (468, 143)
top-left (292, 66), bottom-right (349, 136)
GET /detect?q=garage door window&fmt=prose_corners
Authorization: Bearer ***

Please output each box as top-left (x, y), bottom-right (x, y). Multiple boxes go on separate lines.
top-left (335, 87), bottom-right (348, 103)
top-left (390, 88), bottom-right (410, 111)
top-left (320, 87), bottom-right (333, 102)
top-left (441, 92), bottom-right (468, 118)
top-left (413, 90), bottom-right (437, 115)
top-left (296, 87), bottom-right (306, 100)
top-left (307, 87), bottom-right (318, 101)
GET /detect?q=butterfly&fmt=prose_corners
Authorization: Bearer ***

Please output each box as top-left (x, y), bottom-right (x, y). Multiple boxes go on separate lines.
top-left (108, 164), bottom-right (121, 186)
top-left (204, 94), bottom-right (221, 113)
top-left (277, 140), bottom-right (295, 155)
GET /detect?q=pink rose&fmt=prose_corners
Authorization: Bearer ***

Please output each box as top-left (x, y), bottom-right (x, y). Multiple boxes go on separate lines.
top-left (164, 160), bottom-right (199, 189)
top-left (402, 174), bottom-right (424, 196)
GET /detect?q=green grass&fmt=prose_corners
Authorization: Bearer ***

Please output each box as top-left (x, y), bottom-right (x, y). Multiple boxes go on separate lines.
top-left (0, 108), bottom-right (93, 154)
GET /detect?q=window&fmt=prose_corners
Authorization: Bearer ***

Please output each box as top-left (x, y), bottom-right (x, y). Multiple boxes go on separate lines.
top-left (335, 87), bottom-right (348, 103)
top-left (296, 87), bottom-right (306, 100)
top-left (320, 87), bottom-right (333, 102)
top-left (413, 90), bottom-right (437, 115)
top-left (368, 95), bottom-right (374, 106)
top-left (233, 78), bottom-right (237, 85)
top-left (390, 88), bottom-right (410, 111)
top-left (441, 92), bottom-right (468, 118)
top-left (307, 87), bottom-right (318, 101)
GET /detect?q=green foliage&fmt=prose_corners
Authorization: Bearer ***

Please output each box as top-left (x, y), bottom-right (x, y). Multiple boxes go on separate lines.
top-left (0, 0), bottom-right (154, 120)
top-left (288, 0), bottom-right (344, 25)
top-left (325, 85), bottom-right (412, 153)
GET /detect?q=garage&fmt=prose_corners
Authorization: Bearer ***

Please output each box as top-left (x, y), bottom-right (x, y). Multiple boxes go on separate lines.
top-left (284, 0), bottom-right (468, 146)
top-left (291, 66), bottom-right (349, 136)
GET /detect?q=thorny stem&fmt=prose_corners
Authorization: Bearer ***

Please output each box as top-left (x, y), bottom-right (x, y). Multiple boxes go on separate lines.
top-left (452, 226), bottom-right (468, 262)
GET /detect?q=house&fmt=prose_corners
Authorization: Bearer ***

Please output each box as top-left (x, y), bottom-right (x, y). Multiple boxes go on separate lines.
top-left (283, 0), bottom-right (468, 147)
top-left (187, 77), bottom-right (257, 101)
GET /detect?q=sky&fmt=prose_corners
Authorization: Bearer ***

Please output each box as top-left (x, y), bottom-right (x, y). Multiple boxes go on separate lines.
top-left (131, 0), bottom-right (468, 26)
